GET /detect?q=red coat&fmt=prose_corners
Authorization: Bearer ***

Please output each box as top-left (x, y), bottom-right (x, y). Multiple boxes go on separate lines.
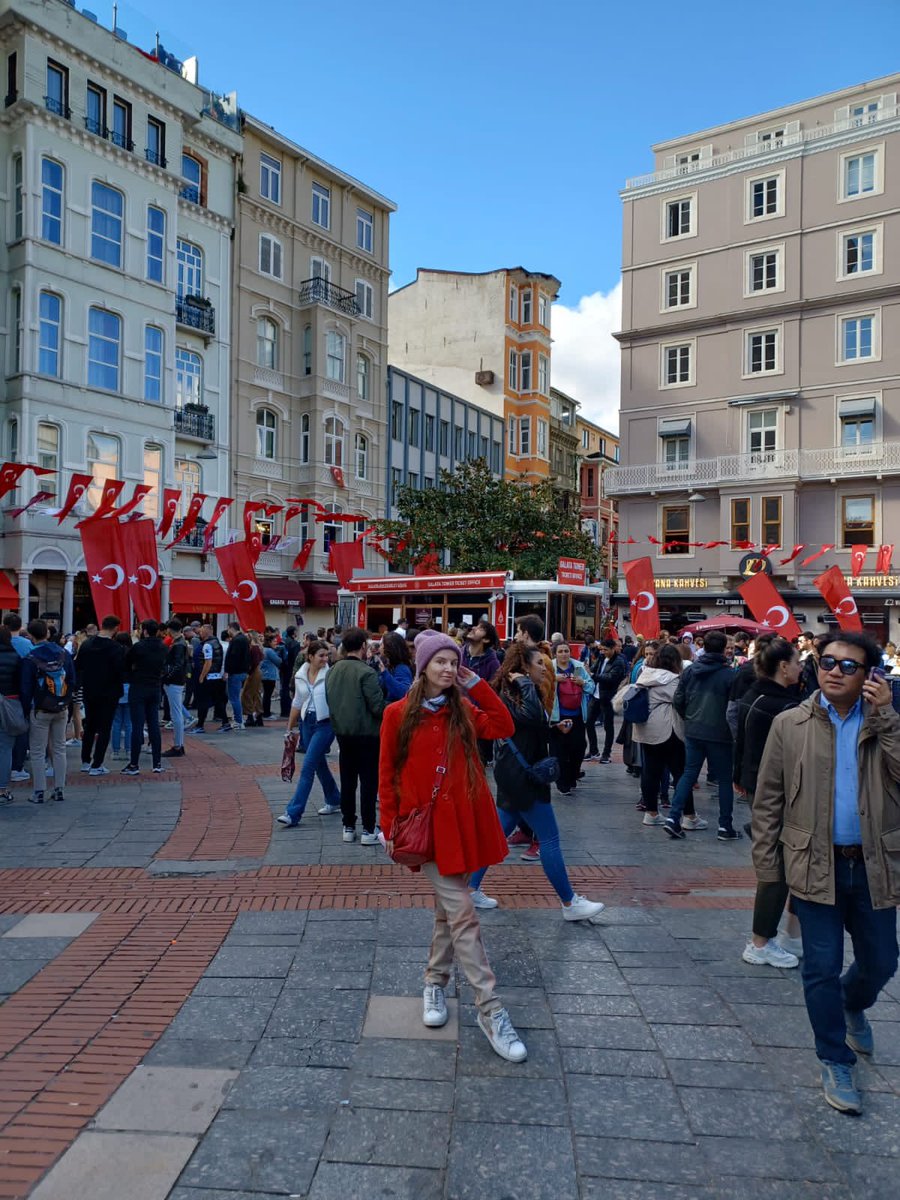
top-left (379, 679), bottom-right (514, 876)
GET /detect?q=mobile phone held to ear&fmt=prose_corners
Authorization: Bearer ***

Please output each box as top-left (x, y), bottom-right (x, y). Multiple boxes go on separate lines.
top-left (868, 666), bottom-right (886, 683)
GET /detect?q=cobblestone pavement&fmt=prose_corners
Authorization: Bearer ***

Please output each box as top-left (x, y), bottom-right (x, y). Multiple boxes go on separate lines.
top-left (0, 725), bottom-right (898, 1199)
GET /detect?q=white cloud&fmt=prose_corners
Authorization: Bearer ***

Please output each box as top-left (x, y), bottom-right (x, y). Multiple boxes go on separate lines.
top-left (550, 282), bottom-right (622, 432)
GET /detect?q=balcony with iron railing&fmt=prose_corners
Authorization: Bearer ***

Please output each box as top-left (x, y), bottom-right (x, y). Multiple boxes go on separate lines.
top-left (603, 441), bottom-right (900, 496)
top-left (298, 277), bottom-right (361, 317)
top-left (174, 407), bottom-right (215, 441)
top-left (625, 103), bottom-right (900, 190)
top-left (171, 518), bottom-right (207, 550)
top-left (145, 148), bottom-right (167, 168)
top-left (176, 296), bottom-right (215, 336)
top-left (44, 95), bottom-right (71, 119)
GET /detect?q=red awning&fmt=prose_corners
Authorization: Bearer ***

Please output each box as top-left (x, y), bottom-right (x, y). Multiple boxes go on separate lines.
top-left (0, 573), bottom-right (19, 607)
top-left (260, 579), bottom-right (306, 607)
top-left (304, 583), bottom-right (339, 607)
top-left (170, 578), bottom-right (233, 614)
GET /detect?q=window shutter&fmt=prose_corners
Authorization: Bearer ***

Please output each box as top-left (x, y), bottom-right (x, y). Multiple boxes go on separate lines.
top-left (834, 105), bottom-right (850, 124)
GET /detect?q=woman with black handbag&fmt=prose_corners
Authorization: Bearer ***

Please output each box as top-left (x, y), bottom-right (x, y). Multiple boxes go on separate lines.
top-left (468, 644), bottom-right (606, 922)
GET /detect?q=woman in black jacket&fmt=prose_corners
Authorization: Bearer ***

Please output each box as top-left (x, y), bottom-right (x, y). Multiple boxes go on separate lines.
top-left (734, 637), bottom-right (803, 969)
top-left (0, 627), bottom-right (23, 803)
top-left (466, 644), bottom-right (605, 923)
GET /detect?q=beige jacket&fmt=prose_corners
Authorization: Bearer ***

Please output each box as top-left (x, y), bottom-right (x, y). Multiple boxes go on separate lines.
top-left (613, 667), bottom-right (684, 746)
top-left (752, 690), bottom-right (900, 909)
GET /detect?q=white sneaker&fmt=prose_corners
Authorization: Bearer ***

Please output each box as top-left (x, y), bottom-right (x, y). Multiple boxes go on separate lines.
top-left (682, 815), bottom-right (709, 831)
top-left (741, 939), bottom-right (799, 969)
top-left (9, 770), bottom-right (29, 783)
top-left (342, 827), bottom-right (356, 843)
top-left (162, 722), bottom-right (173, 730)
top-left (184, 717), bottom-right (197, 729)
top-left (562, 894), bottom-right (606, 922)
top-left (477, 1008), bottom-right (527, 1062)
top-left (80, 763), bottom-right (92, 774)
top-left (777, 933), bottom-right (804, 959)
top-left (470, 888), bottom-right (499, 909)
top-left (642, 813), bottom-right (664, 826)
top-left (89, 765), bottom-right (110, 776)
top-left (360, 830), bottom-right (380, 845)
top-left (423, 984), bottom-right (448, 1028)
top-left (318, 803), bottom-right (341, 815)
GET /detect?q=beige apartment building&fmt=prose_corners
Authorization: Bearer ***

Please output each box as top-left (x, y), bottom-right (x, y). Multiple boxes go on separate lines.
top-left (606, 75), bottom-right (900, 641)
top-left (389, 267), bottom-right (560, 482)
top-left (231, 116), bottom-right (395, 630)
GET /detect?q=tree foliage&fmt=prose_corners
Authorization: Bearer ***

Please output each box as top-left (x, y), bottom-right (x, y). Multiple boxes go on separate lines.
top-left (371, 459), bottom-right (604, 580)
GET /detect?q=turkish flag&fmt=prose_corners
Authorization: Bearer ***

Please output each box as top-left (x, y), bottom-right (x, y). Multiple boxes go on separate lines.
top-left (850, 545), bottom-right (868, 578)
top-left (7, 491), bottom-right (54, 519)
top-left (247, 530), bottom-right (263, 563)
top-left (738, 573), bottom-right (802, 640)
top-left (214, 539), bottom-right (265, 631)
top-left (622, 556), bottom-right (660, 639)
top-left (814, 565), bottom-right (862, 632)
top-left (157, 489), bottom-right (181, 540)
top-left (876, 544), bottom-right (894, 574)
top-left (779, 544), bottom-right (805, 565)
top-left (110, 484), bottom-right (154, 521)
top-left (167, 494), bottom-right (207, 548)
top-left (122, 518), bottom-right (161, 623)
top-left (80, 519), bottom-right (130, 628)
top-left (76, 479), bottom-right (126, 525)
top-left (53, 472), bottom-right (93, 523)
top-left (0, 463), bottom-right (30, 502)
top-left (799, 545), bottom-right (833, 569)
top-left (202, 497), bottom-right (234, 553)
top-left (243, 501), bottom-right (269, 537)
top-left (328, 538), bottom-right (365, 588)
top-left (293, 538), bottom-right (315, 571)
top-left (282, 503), bottom-right (307, 528)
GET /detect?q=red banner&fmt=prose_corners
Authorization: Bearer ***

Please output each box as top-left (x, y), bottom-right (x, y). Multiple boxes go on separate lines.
top-left (214, 539), bottom-right (265, 631)
top-left (282, 503), bottom-right (307, 528)
top-left (53, 473), bottom-right (92, 523)
top-left (779, 543), bottom-right (805, 565)
top-left (557, 557), bottom-right (587, 587)
top-left (80, 519), bottom-right (130, 628)
top-left (738, 573), bottom-right (802, 640)
top-left (121, 518), bottom-right (161, 623)
top-left (157, 488), bottom-right (181, 540)
top-left (622, 556), bottom-right (660, 640)
top-left (328, 538), bottom-right (365, 588)
top-left (850, 545), bottom-right (868, 578)
top-left (7, 491), bottom-right (54, 519)
top-left (293, 538), bottom-right (316, 571)
top-left (799, 544), bottom-right (833, 569)
top-left (202, 497), bottom-right (234, 553)
top-left (111, 484), bottom-right (153, 521)
top-left (814, 565), bottom-right (862, 632)
top-left (0, 462), bottom-right (52, 502)
top-left (77, 478), bottom-right (126, 526)
top-left (243, 501), bottom-right (269, 537)
top-left (877, 544), bottom-right (894, 574)
top-left (167, 493), bottom-right (207, 548)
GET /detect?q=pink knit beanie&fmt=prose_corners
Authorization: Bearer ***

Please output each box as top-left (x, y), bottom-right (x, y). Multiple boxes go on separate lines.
top-left (414, 628), bottom-right (461, 676)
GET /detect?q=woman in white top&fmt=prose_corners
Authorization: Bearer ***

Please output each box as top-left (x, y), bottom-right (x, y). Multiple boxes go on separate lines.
top-left (276, 640), bottom-right (341, 827)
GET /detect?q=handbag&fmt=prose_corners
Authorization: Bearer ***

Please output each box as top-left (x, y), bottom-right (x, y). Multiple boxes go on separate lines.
top-left (280, 731), bottom-right (299, 782)
top-left (493, 739), bottom-right (559, 811)
top-left (498, 738), bottom-right (560, 786)
top-left (622, 685), bottom-right (650, 724)
top-left (556, 674), bottom-right (583, 710)
top-left (390, 751), bottom-right (447, 867)
top-left (0, 696), bottom-right (27, 737)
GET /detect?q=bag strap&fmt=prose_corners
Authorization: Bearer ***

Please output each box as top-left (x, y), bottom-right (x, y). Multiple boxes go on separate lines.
top-left (429, 746), bottom-right (448, 804)
top-left (500, 738), bottom-right (533, 772)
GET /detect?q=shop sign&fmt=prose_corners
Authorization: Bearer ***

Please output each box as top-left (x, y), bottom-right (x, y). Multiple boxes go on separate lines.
top-left (415, 608), bottom-right (431, 625)
top-left (716, 599), bottom-right (744, 607)
top-left (739, 553), bottom-right (773, 578)
top-left (348, 572), bottom-right (509, 594)
top-left (852, 576), bottom-right (900, 588)
top-left (557, 558), bottom-right (587, 587)
top-left (655, 578), bottom-right (708, 589)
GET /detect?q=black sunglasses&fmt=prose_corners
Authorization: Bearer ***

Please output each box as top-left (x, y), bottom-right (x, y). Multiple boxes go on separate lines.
top-left (819, 655), bottom-right (866, 676)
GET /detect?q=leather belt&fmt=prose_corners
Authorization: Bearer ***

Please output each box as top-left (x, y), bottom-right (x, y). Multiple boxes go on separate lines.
top-left (835, 844), bottom-right (863, 860)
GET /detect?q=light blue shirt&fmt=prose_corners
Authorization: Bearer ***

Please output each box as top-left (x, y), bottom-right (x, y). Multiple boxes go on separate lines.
top-left (819, 693), bottom-right (864, 845)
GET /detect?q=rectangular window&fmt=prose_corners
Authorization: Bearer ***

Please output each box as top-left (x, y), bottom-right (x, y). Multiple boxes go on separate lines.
top-left (454, 426), bottom-right (464, 461)
top-left (439, 420), bottom-right (449, 457)
top-left (508, 415), bottom-right (517, 455)
top-left (13, 153), bottom-right (22, 239)
top-left (85, 83), bottom-right (106, 137)
top-left (520, 288), bottom-right (532, 324)
top-left (520, 351), bottom-right (532, 392)
top-left (391, 468), bottom-right (403, 506)
top-left (146, 117), bottom-right (165, 166)
top-left (731, 498), bottom-right (750, 544)
top-left (175, 349), bottom-right (202, 408)
top-left (663, 436), bottom-right (690, 470)
top-left (491, 441), bottom-right (502, 473)
top-left (38, 291), bottom-right (61, 377)
top-left (45, 60), bottom-right (68, 116)
top-left (311, 182), bottom-right (330, 228)
top-left (843, 230), bottom-right (876, 275)
top-left (537, 419), bottom-right (548, 456)
top-left (538, 353), bottom-right (549, 394)
top-left (841, 315), bottom-right (875, 361)
top-left (36, 423), bottom-right (59, 497)
top-left (143, 444), bottom-right (161, 518)
top-left (91, 181), bottom-right (123, 267)
top-left (325, 331), bottom-right (345, 382)
top-left (356, 207), bottom-right (373, 252)
top-left (750, 175), bottom-right (779, 218)
top-left (519, 416), bottom-right (531, 456)
top-left (423, 476), bottom-right (434, 489)
top-left (408, 472), bottom-right (419, 490)
top-left (7, 51), bottom-right (17, 105)
top-left (87, 308), bottom-right (120, 391)
top-left (260, 152), bottom-right (281, 203)
top-left (146, 205), bottom-right (165, 283)
top-left (747, 329), bottom-right (778, 374)
top-left (355, 280), bottom-right (374, 319)
top-left (259, 233), bottom-right (282, 278)
top-left (424, 413), bottom-right (435, 452)
top-left (538, 292), bottom-right (549, 327)
top-left (310, 255), bottom-right (330, 283)
top-left (664, 267), bottom-right (692, 307)
top-left (87, 432), bottom-right (119, 510)
top-left (408, 408), bottom-right (420, 447)
top-left (12, 287), bottom-right (20, 374)
top-left (391, 401), bottom-right (403, 441)
top-left (508, 348), bottom-right (518, 391)
top-left (842, 495), bottom-right (875, 546)
top-left (749, 250), bottom-right (779, 292)
top-left (586, 469), bottom-right (594, 498)
top-left (850, 100), bottom-right (880, 126)
top-left (110, 97), bottom-right (131, 150)
top-left (841, 413), bottom-right (875, 451)
top-left (299, 413), bottom-right (310, 464)
top-left (467, 430), bottom-right (477, 459)
top-left (762, 495), bottom-right (782, 545)
top-left (665, 196), bottom-right (693, 238)
top-left (144, 326), bottom-right (163, 402)
top-left (663, 342), bottom-right (692, 386)
top-left (748, 409), bottom-right (778, 460)
top-left (41, 158), bottom-right (63, 244)
top-left (844, 152), bottom-right (877, 198)
top-left (177, 239), bottom-right (203, 298)
top-left (509, 284), bottom-right (518, 323)
top-left (480, 435), bottom-right (489, 460)
top-left (662, 505), bottom-right (690, 554)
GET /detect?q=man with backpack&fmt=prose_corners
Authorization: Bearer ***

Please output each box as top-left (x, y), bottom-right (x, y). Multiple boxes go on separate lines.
top-left (21, 618), bottom-right (76, 804)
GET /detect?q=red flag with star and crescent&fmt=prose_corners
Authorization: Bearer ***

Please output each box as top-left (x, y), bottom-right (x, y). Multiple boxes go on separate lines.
top-left (157, 488), bottom-right (181, 540)
top-left (738, 572), bottom-right (802, 640)
top-left (80, 519), bottom-right (130, 628)
top-left (214, 538), bottom-right (265, 631)
top-left (122, 518), bottom-right (161, 623)
top-left (814, 565), bottom-right (862, 632)
top-left (621, 556), bottom-right (660, 640)
top-left (850, 545), bottom-right (868, 578)
top-left (167, 494), bottom-right (207, 549)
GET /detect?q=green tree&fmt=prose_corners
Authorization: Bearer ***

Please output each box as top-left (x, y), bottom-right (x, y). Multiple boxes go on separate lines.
top-left (371, 459), bottom-right (604, 579)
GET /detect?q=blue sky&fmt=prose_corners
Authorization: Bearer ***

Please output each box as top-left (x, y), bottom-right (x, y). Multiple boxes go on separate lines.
top-left (115, 0), bottom-right (900, 423)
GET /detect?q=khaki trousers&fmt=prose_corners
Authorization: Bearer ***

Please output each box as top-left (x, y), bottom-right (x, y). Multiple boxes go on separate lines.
top-left (422, 861), bottom-right (500, 1018)
top-left (29, 710), bottom-right (67, 796)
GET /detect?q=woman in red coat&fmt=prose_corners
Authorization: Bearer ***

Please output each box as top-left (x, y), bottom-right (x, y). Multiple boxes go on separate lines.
top-left (380, 629), bottom-right (527, 1063)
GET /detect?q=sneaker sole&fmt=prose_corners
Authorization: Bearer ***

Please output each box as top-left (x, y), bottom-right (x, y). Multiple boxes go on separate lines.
top-left (423, 1010), bottom-right (449, 1028)
top-left (823, 1089), bottom-right (862, 1115)
top-left (664, 826), bottom-right (685, 839)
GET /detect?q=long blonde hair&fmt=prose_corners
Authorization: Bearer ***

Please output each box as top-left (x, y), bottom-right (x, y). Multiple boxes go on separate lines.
top-left (393, 676), bottom-right (480, 796)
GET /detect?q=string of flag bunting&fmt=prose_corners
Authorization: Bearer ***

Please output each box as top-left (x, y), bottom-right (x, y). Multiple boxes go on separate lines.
top-left (609, 532), bottom-right (894, 573)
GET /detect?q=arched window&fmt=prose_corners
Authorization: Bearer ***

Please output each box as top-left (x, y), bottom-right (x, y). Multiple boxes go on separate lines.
top-left (256, 407), bottom-right (277, 460)
top-left (176, 238), bottom-right (203, 298)
top-left (357, 353), bottom-right (369, 402)
top-left (181, 153), bottom-right (202, 204)
top-left (324, 416), bottom-right (344, 467)
top-left (355, 434), bottom-right (368, 480)
top-left (322, 504), bottom-right (341, 552)
top-left (326, 331), bottom-right (345, 383)
top-left (257, 317), bottom-right (278, 369)
top-left (175, 348), bottom-right (202, 408)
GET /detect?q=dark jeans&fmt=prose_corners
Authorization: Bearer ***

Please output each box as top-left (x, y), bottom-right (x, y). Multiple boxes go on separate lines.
top-left (129, 685), bottom-right (161, 768)
top-left (550, 713), bottom-right (586, 791)
top-left (670, 737), bottom-right (734, 830)
top-left (262, 678), bottom-right (277, 718)
top-left (336, 733), bottom-right (379, 834)
top-left (12, 729), bottom-right (28, 772)
top-left (587, 696), bottom-right (615, 758)
top-left (81, 694), bottom-right (118, 769)
top-left (640, 734), bottom-right (690, 813)
top-left (793, 856), bottom-right (899, 1065)
top-left (197, 678), bottom-right (227, 728)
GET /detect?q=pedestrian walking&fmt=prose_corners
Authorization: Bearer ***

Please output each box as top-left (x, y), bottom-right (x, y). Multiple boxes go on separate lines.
top-left (122, 619), bottom-right (167, 775)
top-left (468, 643), bottom-right (605, 920)
top-left (325, 627), bottom-right (386, 844)
top-left (21, 619), bottom-right (75, 804)
top-left (549, 643), bottom-right (594, 794)
top-left (0, 627), bottom-right (23, 804)
top-left (379, 629), bottom-right (528, 1063)
top-left (276, 641), bottom-right (342, 827)
top-left (753, 632), bottom-right (900, 1115)
top-left (76, 615), bottom-right (125, 776)
top-left (223, 621), bottom-right (251, 729)
top-left (161, 620), bottom-right (191, 759)
top-left (586, 638), bottom-right (627, 763)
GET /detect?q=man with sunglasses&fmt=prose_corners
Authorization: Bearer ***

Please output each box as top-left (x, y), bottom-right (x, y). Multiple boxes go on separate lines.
top-left (753, 631), bottom-right (900, 1115)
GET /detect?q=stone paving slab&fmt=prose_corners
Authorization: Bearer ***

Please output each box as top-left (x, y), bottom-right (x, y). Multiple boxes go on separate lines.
top-left (3, 912), bottom-right (98, 938)
top-left (30, 1132), bottom-right (196, 1200)
top-left (93, 1067), bottom-right (237, 1134)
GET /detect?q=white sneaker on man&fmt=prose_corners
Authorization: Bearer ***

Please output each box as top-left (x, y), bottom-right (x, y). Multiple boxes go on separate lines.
top-left (777, 933), bottom-right (804, 959)
top-left (423, 984), bottom-right (448, 1027)
top-left (10, 770), bottom-right (29, 783)
top-left (342, 827), bottom-right (356, 843)
top-left (80, 763), bottom-right (92, 774)
top-left (562, 894), bottom-right (606, 922)
top-left (682, 815), bottom-right (709, 831)
top-left (360, 830), bottom-right (380, 845)
top-left (318, 803), bottom-right (341, 815)
top-left (470, 888), bottom-right (499, 909)
top-left (477, 1008), bottom-right (527, 1062)
top-left (741, 939), bottom-right (799, 968)
top-left (89, 765), bottom-right (110, 776)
